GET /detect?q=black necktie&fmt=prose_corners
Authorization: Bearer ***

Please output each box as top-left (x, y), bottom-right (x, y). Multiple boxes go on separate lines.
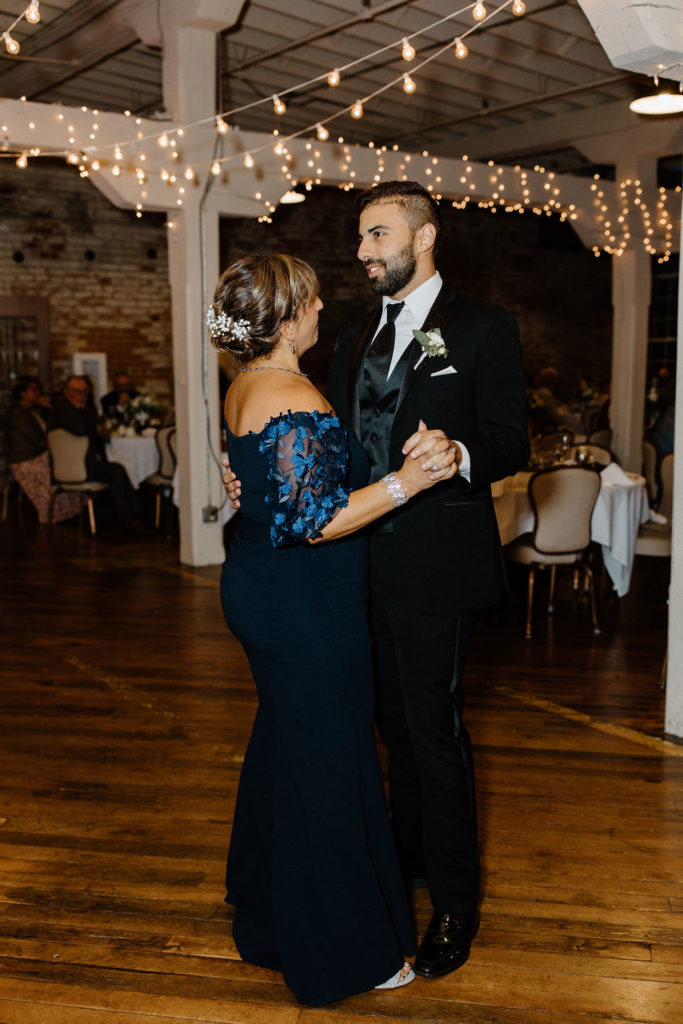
top-left (366, 301), bottom-right (405, 384)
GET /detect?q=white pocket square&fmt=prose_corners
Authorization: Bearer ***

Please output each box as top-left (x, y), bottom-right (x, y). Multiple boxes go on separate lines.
top-left (430, 365), bottom-right (458, 377)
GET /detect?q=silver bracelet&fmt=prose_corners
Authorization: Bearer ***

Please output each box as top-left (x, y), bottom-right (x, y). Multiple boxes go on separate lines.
top-left (380, 471), bottom-right (409, 507)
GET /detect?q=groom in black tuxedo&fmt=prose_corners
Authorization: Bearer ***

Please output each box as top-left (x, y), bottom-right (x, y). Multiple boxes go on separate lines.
top-left (325, 180), bottom-right (529, 978)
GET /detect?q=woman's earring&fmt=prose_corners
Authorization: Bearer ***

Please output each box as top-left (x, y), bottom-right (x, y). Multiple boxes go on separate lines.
top-left (289, 338), bottom-right (296, 355)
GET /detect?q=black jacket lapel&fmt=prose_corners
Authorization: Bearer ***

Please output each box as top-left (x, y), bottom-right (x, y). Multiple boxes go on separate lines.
top-left (395, 286), bottom-right (457, 414)
top-left (348, 307), bottom-right (381, 435)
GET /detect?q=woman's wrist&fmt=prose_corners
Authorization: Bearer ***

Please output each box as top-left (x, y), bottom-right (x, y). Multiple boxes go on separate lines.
top-left (379, 471), bottom-right (410, 507)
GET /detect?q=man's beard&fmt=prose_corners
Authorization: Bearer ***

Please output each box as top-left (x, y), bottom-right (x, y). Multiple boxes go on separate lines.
top-left (367, 239), bottom-right (417, 296)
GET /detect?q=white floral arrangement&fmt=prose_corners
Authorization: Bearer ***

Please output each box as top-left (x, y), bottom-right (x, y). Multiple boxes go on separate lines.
top-left (110, 393), bottom-right (162, 435)
top-left (413, 326), bottom-right (448, 359)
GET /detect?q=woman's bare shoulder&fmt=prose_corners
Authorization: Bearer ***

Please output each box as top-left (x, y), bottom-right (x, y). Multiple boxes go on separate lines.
top-left (225, 375), bottom-right (334, 436)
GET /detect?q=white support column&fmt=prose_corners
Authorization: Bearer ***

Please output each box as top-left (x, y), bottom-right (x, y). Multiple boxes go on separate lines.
top-left (664, 194), bottom-right (683, 738)
top-left (157, 0), bottom-right (245, 564)
top-left (610, 247), bottom-right (651, 470)
top-left (167, 206), bottom-right (224, 564)
top-left (609, 157), bottom-right (655, 471)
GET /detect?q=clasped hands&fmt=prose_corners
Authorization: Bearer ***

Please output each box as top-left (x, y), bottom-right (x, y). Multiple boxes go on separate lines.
top-left (221, 421), bottom-right (461, 510)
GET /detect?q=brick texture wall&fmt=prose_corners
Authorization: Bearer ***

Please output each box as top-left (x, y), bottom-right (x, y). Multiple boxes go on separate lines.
top-left (0, 159), bottom-right (173, 405)
top-left (1, 162), bottom-right (612, 412)
top-left (220, 186), bottom-right (613, 399)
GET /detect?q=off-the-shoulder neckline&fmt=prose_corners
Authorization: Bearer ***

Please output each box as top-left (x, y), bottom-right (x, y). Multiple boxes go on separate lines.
top-left (225, 408), bottom-right (341, 440)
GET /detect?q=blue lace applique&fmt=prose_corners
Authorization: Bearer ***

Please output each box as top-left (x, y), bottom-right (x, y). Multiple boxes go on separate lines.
top-left (258, 411), bottom-right (350, 547)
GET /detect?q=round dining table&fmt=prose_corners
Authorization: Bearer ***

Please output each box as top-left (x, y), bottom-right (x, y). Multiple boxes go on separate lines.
top-left (107, 433), bottom-right (159, 488)
top-left (492, 466), bottom-right (650, 597)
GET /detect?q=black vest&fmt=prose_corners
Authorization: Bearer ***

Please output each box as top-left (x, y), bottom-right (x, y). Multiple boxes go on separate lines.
top-left (358, 343), bottom-right (415, 484)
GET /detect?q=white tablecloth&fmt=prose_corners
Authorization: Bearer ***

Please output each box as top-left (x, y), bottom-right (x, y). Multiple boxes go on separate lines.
top-left (107, 435), bottom-right (159, 488)
top-left (493, 470), bottom-right (650, 597)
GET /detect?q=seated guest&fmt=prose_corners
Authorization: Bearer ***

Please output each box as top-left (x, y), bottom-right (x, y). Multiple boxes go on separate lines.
top-left (101, 372), bottom-right (140, 423)
top-left (6, 376), bottom-right (80, 524)
top-left (650, 377), bottom-right (675, 460)
top-left (48, 375), bottom-right (143, 530)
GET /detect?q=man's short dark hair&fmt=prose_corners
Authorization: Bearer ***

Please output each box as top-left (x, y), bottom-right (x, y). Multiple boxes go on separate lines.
top-left (357, 180), bottom-right (442, 241)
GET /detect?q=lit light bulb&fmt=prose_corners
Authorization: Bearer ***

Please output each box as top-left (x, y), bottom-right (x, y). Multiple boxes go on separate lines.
top-left (512, 0), bottom-right (526, 13)
top-left (401, 37), bottom-right (415, 61)
top-left (25, 1), bottom-right (40, 24)
top-left (351, 100), bottom-right (364, 119)
top-left (244, 152), bottom-right (254, 168)
top-left (161, 169), bottom-right (169, 181)
top-left (454, 37), bottom-right (468, 60)
top-left (3, 31), bottom-right (20, 55)
top-left (273, 94), bottom-right (287, 115)
top-left (16, 153), bottom-right (27, 168)
top-left (211, 160), bottom-right (221, 176)
top-left (66, 152), bottom-right (79, 165)
top-left (184, 166), bottom-right (194, 180)
top-left (216, 117), bottom-right (228, 134)
top-left (327, 69), bottom-right (340, 87)
top-left (112, 164), bottom-right (121, 176)
top-left (114, 146), bottom-right (123, 161)
top-left (402, 73), bottom-right (416, 94)
top-left (472, 2), bottom-right (487, 21)
top-left (158, 133), bottom-right (169, 148)
top-left (90, 159), bottom-right (100, 171)
top-left (316, 123), bottom-right (329, 141)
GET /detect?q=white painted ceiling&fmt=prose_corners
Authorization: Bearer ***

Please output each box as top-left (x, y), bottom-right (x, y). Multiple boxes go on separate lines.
top-left (0, 0), bottom-right (678, 174)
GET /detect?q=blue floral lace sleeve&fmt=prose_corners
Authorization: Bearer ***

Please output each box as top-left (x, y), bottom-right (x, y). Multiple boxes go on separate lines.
top-left (258, 410), bottom-right (351, 547)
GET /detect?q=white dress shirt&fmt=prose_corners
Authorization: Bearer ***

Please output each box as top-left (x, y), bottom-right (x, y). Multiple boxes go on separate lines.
top-left (370, 272), bottom-right (471, 481)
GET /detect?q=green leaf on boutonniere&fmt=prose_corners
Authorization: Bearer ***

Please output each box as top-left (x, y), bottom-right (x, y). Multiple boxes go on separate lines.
top-left (412, 326), bottom-right (448, 359)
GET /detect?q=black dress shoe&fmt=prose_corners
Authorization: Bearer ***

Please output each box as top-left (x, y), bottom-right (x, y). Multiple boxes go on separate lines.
top-left (413, 911), bottom-right (480, 978)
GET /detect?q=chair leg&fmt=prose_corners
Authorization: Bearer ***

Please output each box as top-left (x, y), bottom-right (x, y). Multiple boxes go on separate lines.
top-left (584, 564), bottom-right (601, 635)
top-left (572, 568), bottom-right (580, 591)
top-left (48, 487), bottom-right (59, 528)
top-left (86, 494), bottom-right (97, 535)
top-left (548, 564), bottom-right (556, 614)
top-left (154, 489), bottom-right (161, 530)
top-left (525, 566), bottom-right (535, 639)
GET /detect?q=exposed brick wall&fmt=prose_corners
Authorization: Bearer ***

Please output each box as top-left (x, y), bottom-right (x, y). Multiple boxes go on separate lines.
top-left (220, 186), bottom-right (613, 399)
top-left (0, 159), bottom-right (173, 406)
top-left (1, 162), bottom-right (612, 414)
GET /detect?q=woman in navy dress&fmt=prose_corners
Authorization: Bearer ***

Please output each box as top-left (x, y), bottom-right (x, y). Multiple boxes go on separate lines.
top-left (208, 254), bottom-right (456, 1005)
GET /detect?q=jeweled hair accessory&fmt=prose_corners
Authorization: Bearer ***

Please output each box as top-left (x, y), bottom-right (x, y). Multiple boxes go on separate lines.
top-left (206, 307), bottom-right (251, 341)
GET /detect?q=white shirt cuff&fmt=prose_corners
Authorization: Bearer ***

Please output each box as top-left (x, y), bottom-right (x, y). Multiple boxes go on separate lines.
top-left (455, 440), bottom-right (471, 482)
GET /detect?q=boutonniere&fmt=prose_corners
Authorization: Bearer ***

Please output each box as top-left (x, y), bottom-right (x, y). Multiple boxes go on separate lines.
top-left (412, 326), bottom-right (448, 360)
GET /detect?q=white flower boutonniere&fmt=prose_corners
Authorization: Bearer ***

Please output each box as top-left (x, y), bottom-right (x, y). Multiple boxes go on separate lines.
top-left (413, 326), bottom-right (448, 360)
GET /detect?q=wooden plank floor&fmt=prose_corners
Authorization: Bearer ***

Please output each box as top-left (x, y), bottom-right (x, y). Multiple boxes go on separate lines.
top-left (1, 516), bottom-right (681, 1024)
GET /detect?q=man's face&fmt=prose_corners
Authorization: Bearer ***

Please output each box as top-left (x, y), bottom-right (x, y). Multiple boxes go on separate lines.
top-left (114, 374), bottom-right (131, 393)
top-left (357, 202), bottom-right (417, 297)
top-left (65, 379), bottom-right (89, 409)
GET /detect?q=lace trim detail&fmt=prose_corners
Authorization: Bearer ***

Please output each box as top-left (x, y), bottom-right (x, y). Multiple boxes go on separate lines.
top-left (258, 410), bottom-right (350, 547)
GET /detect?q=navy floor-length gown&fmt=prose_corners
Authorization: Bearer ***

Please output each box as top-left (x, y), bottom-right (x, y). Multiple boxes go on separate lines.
top-left (220, 410), bottom-right (414, 1005)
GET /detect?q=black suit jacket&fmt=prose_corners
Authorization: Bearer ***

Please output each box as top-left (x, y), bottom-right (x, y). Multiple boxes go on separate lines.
top-left (326, 281), bottom-right (530, 614)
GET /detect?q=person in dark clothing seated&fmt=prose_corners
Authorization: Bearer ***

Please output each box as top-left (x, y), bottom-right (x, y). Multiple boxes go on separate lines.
top-left (48, 375), bottom-right (143, 530)
top-left (101, 372), bottom-right (140, 423)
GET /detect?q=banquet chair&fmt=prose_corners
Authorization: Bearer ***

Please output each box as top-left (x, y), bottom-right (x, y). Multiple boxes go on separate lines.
top-left (641, 440), bottom-right (658, 506)
top-left (47, 428), bottom-right (109, 535)
top-left (568, 443), bottom-right (613, 467)
top-left (538, 428), bottom-right (574, 453)
top-left (144, 426), bottom-right (176, 530)
top-left (588, 428), bottom-right (613, 449)
top-left (635, 453), bottom-right (673, 558)
top-left (507, 465), bottom-right (602, 638)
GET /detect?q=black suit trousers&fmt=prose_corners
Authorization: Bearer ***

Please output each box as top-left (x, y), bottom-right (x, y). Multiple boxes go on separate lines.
top-left (370, 531), bottom-right (480, 914)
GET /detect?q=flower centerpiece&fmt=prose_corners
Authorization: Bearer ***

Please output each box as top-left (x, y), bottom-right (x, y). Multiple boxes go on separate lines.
top-left (109, 394), bottom-right (162, 435)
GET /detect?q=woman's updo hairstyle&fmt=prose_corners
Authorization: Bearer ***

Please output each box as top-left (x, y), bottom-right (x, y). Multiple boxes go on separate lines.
top-left (208, 253), bottom-right (319, 364)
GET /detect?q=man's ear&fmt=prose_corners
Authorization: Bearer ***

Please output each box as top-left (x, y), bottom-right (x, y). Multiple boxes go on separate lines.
top-left (415, 222), bottom-right (437, 254)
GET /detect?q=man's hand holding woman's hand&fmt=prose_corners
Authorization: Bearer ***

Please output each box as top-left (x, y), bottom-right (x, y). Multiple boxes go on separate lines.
top-left (221, 420), bottom-right (460, 509)
top-left (395, 420), bottom-right (460, 497)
